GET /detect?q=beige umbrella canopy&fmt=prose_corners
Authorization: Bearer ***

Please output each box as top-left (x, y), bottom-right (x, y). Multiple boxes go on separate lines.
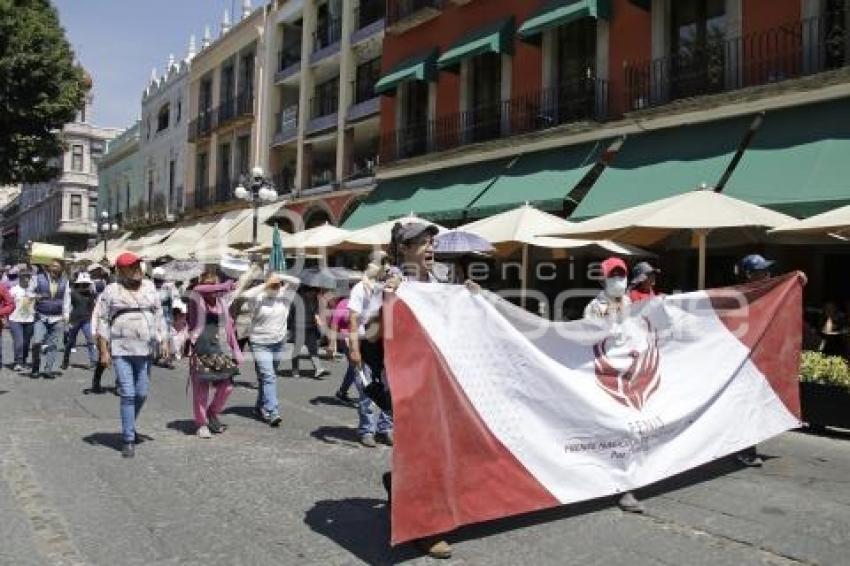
top-left (248, 222), bottom-right (350, 254)
top-left (771, 203), bottom-right (850, 236)
top-left (338, 214), bottom-right (448, 250)
top-left (546, 189), bottom-right (795, 289)
top-left (460, 204), bottom-right (648, 306)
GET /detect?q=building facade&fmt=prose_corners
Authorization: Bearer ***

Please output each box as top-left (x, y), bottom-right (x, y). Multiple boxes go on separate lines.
top-left (345, 0), bottom-right (850, 229)
top-left (140, 41), bottom-right (195, 223)
top-left (263, 0), bottom-right (385, 230)
top-left (98, 122), bottom-right (143, 228)
top-left (186, 1), bottom-right (270, 214)
top-left (15, 89), bottom-right (119, 251)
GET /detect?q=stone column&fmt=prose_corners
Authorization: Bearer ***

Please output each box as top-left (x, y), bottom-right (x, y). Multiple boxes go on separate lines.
top-left (336, 0), bottom-right (355, 184)
top-left (295, 0), bottom-right (317, 194)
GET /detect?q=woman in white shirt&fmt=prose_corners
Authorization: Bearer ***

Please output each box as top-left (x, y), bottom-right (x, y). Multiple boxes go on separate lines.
top-left (8, 268), bottom-right (36, 371)
top-left (243, 271), bottom-right (301, 427)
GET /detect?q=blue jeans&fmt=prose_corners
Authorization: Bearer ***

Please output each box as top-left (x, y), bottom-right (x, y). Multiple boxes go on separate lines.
top-left (63, 320), bottom-right (97, 365)
top-left (251, 341), bottom-right (283, 417)
top-left (8, 321), bottom-right (34, 365)
top-left (32, 317), bottom-right (65, 373)
top-left (355, 363), bottom-right (392, 437)
top-left (113, 356), bottom-right (151, 443)
top-left (337, 338), bottom-right (356, 394)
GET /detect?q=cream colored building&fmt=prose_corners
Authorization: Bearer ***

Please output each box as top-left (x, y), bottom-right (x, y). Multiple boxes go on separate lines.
top-left (263, 0), bottom-right (384, 229)
top-left (186, 1), bottom-right (270, 213)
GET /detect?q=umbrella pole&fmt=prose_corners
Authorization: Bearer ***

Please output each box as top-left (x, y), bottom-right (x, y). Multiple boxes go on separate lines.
top-left (697, 229), bottom-right (708, 290)
top-left (521, 243), bottom-right (529, 309)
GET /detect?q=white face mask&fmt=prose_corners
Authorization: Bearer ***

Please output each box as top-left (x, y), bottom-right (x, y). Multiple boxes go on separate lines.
top-left (605, 276), bottom-right (628, 298)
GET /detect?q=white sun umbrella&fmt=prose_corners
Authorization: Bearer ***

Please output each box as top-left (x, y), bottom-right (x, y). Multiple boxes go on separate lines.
top-left (460, 203), bottom-right (647, 306)
top-left (339, 214), bottom-right (448, 250)
top-left (142, 218), bottom-right (221, 260)
top-left (247, 222), bottom-right (350, 254)
top-left (771, 203), bottom-right (850, 236)
top-left (545, 188), bottom-right (796, 289)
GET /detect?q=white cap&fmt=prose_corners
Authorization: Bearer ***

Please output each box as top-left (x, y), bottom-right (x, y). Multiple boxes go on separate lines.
top-left (152, 266), bottom-right (165, 278)
top-left (74, 272), bottom-right (93, 285)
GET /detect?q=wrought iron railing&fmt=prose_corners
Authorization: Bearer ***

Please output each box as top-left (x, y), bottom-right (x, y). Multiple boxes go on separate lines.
top-left (188, 110), bottom-right (216, 142)
top-left (625, 9), bottom-right (850, 111)
top-left (218, 97), bottom-right (236, 124)
top-left (236, 91), bottom-right (254, 117)
top-left (380, 79), bottom-right (608, 163)
top-left (314, 17), bottom-right (342, 52)
top-left (387, 0), bottom-right (443, 27)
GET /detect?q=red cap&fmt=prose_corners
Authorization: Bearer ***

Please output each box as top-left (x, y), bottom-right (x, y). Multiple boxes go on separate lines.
top-left (115, 252), bottom-right (142, 268)
top-left (601, 257), bottom-right (627, 278)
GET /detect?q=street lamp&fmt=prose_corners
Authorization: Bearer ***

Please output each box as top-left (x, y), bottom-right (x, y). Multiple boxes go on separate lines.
top-left (234, 166), bottom-right (278, 246)
top-left (96, 210), bottom-right (120, 259)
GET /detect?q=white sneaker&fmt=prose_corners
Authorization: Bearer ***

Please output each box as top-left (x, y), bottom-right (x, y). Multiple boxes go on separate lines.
top-left (196, 425), bottom-right (212, 439)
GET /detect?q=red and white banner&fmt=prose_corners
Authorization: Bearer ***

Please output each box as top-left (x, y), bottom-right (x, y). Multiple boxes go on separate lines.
top-left (384, 273), bottom-right (803, 545)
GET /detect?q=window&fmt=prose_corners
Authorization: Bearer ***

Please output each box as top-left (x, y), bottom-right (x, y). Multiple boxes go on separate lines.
top-left (70, 195), bottom-right (82, 219)
top-left (236, 136), bottom-right (250, 176)
top-left (313, 76), bottom-right (339, 117)
top-left (355, 57), bottom-right (382, 103)
top-left (71, 145), bottom-right (84, 171)
top-left (88, 203), bottom-right (96, 221)
top-left (157, 103), bottom-right (170, 132)
top-left (176, 100), bottom-right (182, 123)
top-left (670, 0), bottom-right (727, 98)
top-left (168, 160), bottom-right (176, 212)
top-left (469, 53), bottom-right (502, 142)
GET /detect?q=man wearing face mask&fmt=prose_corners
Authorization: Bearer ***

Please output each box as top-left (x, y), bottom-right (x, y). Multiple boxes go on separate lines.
top-left (583, 257), bottom-right (645, 514)
top-left (97, 252), bottom-right (168, 458)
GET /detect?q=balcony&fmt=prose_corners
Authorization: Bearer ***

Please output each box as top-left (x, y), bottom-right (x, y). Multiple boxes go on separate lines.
top-left (306, 95), bottom-right (339, 135)
top-left (352, 0), bottom-right (386, 44)
top-left (345, 157), bottom-right (377, 189)
top-left (273, 106), bottom-right (299, 147)
top-left (625, 9), bottom-right (850, 113)
top-left (188, 110), bottom-right (216, 142)
top-left (275, 42), bottom-right (302, 83)
top-left (236, 91), bottom-right (254, 118)
top-left (380, 79), bottom-right (608, 163)
top-left (387, 0), bottom-right (443, 35)
top-left (218, 97), bottom-right (236, 125)
top-left (347, 79), bottom-right (380, 122)
top-left (308, 167), bottom-right (337, 194)
top-left (311, 18), bottom-right (342, 64)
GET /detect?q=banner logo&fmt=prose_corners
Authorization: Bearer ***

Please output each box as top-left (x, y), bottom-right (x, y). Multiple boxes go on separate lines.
top-left (593, 317), bottom-right (661, 410)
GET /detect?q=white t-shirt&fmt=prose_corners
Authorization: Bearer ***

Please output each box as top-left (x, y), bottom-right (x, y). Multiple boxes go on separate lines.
top-left (244, 283), bottom-right (298, 345)
top-left (348, 280), bottom-right (384, 338)
top-left (9, 285), bottom-right (36, 323)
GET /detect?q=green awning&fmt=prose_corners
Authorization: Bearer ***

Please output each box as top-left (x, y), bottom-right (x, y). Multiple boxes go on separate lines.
top-left (466, 142), bottom-right (605, 217)
top-left (571, 116), bottom-right (750, 219)
top-left (518, 0), bottom-right (611, 40)
top-left (342, 160), bottom-right (508, 229)
top-left (374, 50), bottom-right (438, 95)
top-left (437, 18), bottom-right (515, 70)
top-left (724, 99), bottom-right (850, 218)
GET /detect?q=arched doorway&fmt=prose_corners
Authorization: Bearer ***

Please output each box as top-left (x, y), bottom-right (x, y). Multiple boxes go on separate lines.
top-left (303, 207), bottom-right (333, 229)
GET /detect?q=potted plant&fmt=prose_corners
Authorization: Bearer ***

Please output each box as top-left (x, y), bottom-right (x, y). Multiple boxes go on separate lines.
top-left (799, 351), bottom-right (850, 430)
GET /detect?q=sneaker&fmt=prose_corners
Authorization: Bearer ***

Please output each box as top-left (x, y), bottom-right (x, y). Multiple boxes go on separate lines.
top-left (335, 390), bottom-right (354, 405)
top-left (269, 414), bottom-right (282, 428)
top-left (253, 407), bottom-right (270, 422)
top-left (41, 372), bottom-right (54, 380)
top-left (736, 453), bottom-right (764, 467)
top-left (360, 433), bottom-right (377, 448)
top-left (196, 425), bottom-right (212, 439)
top-left (415, 537), bottom-right (453, 559)
top-left (314, 368), bottom-right (330, 379)
top-left (121, 443), bottom-right (135, 458)
top-left (617, 492), bottom-right (645, 514)
top-left (50, 371), bottom-right (62, 378)
top-left (208, 415), bottom-right (228, 434)
top-left (12, 364), bottom-right (23, 372)
top-left (60, 362), bottom-right (69, 370)
top-left (378, 431), bottom-right (394, 446)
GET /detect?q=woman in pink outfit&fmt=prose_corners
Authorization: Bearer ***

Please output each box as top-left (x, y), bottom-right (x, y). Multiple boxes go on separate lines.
top-left (186, 270), bottom-right (253, 438)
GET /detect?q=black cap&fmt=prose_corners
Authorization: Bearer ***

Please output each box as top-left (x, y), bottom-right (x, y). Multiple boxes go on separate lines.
top-left (397, 222), bottom-right (439, 243)
top-left (631, 261), bottom-right (659, 284)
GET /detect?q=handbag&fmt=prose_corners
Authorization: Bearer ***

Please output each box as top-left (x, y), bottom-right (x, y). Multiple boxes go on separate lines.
top-left (194, 352), bottom-right (238, 382)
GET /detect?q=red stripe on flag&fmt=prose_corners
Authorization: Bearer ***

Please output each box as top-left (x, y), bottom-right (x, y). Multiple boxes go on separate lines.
top-left (709, 272), bottom-right (803, 419)
top-left (384, 297), bottom-right (559, 545)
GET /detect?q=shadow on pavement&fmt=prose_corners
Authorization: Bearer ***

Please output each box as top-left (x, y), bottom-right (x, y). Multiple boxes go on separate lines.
top-left (304, 498), bottom-right (418, 565)
top-left (0, 390), bottom-right (7, 395)
top-left (166, 420), bottom-right (197, 435)
top-left (222, 405), bottom-right (263, 422)
top-left (82, 432), bottom-right (124, 452)
top-left (797, 424), bottom-right (850, 441)
top-left (309, 395), bottom-right (354, 408)
top-left (311, 425), bottom-right (360, 445)
top-left (232, 380), bottom-right (258, 390)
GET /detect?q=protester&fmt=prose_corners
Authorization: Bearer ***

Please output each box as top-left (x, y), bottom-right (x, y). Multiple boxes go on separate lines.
top-left (628, 261), bottom-right (662, 302)
top-left (291, 286), bottom-right (330, 379)
top-left (88, 264), bottom-right (110, 294)
top-left (61, 272), bottom-right (98, 370)
top-left (170, 300), bottom-right (189, 361)
top-left (348, 261), bottom-right (394, 447)
top-left (584, 257), bottom-right (645, 514)
top-left (31, 259), bottom-right (70, 379)
top-left (0, 274), bottom-right (16, 369)
top-left (186, 269), bottom-right (252, 438)
top-left (241, 269), bottom-right (300, 427)
top-left (96, 252), bottom-right (167, 458)
top-left (8, 267), bottom-right (36, 371)
top-left (330, 292), bottom-right (356, 405)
